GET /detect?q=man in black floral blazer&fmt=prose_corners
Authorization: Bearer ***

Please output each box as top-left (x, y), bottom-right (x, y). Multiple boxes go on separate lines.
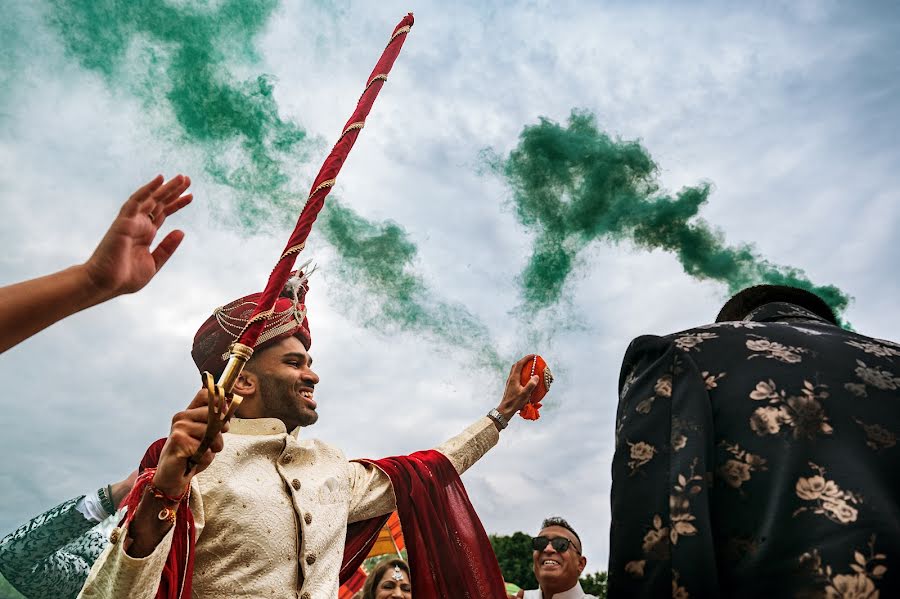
top-left (609, 285), bottom-right (899, 598)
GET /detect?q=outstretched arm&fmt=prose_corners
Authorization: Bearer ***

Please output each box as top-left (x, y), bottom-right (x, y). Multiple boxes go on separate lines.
top-left (0, 174), bottom-right (192, 354)
top-left (347, 355), bottom-right (540, 522)
top-left (436, 354), bottom-right (539, 473)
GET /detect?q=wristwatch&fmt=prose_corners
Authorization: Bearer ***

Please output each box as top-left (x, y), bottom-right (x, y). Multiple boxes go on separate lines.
top-left (487, 408), bottom-right (509, 430)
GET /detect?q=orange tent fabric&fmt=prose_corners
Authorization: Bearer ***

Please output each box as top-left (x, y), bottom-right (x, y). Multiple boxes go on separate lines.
top-left (337, 511), bottom-right (405, 597)
top-left (368, 511), bottom-right (405, 556)
top-left (338, 568), bottom-right (367, 599)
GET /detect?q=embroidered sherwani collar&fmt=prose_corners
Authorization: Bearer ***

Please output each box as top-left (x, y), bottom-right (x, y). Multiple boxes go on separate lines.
top-left (228, 417), bottom-right (302, 439)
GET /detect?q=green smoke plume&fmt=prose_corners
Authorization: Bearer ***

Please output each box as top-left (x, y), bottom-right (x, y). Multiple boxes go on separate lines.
top-left (46, 0), bottom-right (315, 229)
top-left (488, 109), bottom-right (851, 322)
top-left (319, 199), bottom-right (505, 373)
top-left (41, 1), bottom-right (508, 372)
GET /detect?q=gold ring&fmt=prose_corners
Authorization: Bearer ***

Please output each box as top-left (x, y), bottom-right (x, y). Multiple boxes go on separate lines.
top-left (148, 213), bottom-right (156, 223)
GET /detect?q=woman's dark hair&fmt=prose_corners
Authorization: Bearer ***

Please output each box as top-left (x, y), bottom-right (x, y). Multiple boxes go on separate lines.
top-left (716, 285), bottom-right (838, 325)
top-left (361, 558), bottom-right (410, 599)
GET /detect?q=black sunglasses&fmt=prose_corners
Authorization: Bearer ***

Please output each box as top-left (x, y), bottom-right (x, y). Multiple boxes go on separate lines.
top-left (531, 535), bottom-right (581, 554)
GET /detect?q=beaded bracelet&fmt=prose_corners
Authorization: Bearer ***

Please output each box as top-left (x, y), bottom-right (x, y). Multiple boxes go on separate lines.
top-left (145, 481), bottom-right (189, 524)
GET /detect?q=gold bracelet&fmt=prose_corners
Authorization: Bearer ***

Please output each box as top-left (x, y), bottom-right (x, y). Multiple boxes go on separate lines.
top-left (146, 481), bottom-right (189, 505)
top-left (157, 506), bottom-right (178, 524)
top-left (145, 480), bottom-right (188, 524)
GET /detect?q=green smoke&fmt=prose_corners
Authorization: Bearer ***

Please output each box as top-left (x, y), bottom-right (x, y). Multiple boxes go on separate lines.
top-left (489, 109), bottom-right (851, 322)
top-left (41, 1), bottom-right (509, 371)
top-left (319, 199), bottom-right (505, 374)
top-left (46, 0), bottom-right (315, 229)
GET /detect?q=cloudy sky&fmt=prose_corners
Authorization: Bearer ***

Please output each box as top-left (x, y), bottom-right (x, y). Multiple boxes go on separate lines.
top-left (2, 0), bottom-right (899, 575)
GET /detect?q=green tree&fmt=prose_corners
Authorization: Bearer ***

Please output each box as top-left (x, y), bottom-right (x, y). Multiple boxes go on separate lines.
top-left (489, 532), bottom-right (538, 588)
top-left (580, 570), bottom-right (608, 598)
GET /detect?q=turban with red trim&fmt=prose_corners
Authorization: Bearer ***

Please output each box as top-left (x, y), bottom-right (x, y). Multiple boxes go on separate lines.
top-left (191, 277), bottom-right (311, 377)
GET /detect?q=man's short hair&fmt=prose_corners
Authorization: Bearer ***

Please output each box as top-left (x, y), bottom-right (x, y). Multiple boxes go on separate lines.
top-left (540, 516), bottom-right (581, 549)
top-left (715, 285), bottom-right (838, 325)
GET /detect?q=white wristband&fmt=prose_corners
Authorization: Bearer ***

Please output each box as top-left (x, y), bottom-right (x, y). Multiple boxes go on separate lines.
top-left (76, 490), bottom-right (110, 523)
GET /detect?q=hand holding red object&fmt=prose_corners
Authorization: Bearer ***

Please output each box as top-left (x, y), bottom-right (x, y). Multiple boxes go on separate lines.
top-left (519, 355), bottom-right (553, 420)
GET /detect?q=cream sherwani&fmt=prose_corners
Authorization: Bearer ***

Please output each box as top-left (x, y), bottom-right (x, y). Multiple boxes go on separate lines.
top-left (78, 416), bottom-right (498, 599)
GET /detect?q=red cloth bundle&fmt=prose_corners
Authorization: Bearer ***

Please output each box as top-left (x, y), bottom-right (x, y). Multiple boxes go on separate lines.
top-left (519, 354), bottom-right (553, 420)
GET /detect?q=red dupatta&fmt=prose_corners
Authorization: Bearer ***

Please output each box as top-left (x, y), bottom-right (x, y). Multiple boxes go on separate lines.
top-left (354, 451), bottom-right (509, 598)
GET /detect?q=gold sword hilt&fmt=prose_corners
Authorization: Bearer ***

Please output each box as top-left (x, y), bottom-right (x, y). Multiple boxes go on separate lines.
top-left (183, 343), bottom-right (252, 476)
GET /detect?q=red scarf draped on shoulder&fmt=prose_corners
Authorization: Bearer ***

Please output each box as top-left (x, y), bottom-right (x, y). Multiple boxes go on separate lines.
top-left (124, 443), bottom-right (507, 599)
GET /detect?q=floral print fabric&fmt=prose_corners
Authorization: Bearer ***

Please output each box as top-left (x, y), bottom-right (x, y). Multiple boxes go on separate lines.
top-left (610, 302), bottom-right (900, 598)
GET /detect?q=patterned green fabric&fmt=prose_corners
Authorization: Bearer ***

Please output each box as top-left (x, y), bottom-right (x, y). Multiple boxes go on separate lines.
top-left (610, 302), bottom-right (900, 597)
top-left (0, 496), bottom-right (110, 599)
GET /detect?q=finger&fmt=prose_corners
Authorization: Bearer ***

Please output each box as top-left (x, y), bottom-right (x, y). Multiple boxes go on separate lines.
top-left (149, 174), bottom-right (187, 203)
top-left (523, 375), bottom-right (539, 395)
top-left (160, 193), bottom-right (192, 218)
top-left (208, 432), bottom-right (226, 453)
top-left (185, 387), bottom-right (212, 410)
top-left (194, 449), bottom-right (218, 472)
top-left (149, 174), bottom-right (190, 210)
top-left (516, 354), bottom-right (536, 371)
top-left (150, 193), bottom-right (191, 228)
top-left (151, 230), bottom-right (186, 273)
top-left (509, 354), bottom-right (536, 380)
top-left (182, 406), bottom-right (219, 424)
top-left (173, 419), bottom-right (214, 438)
top-left (121, 175), bottom-right (164, 217)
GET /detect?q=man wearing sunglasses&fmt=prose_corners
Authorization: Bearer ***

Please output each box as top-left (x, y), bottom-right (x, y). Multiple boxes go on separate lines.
top-left (516, 517), bottom-right (598, 599)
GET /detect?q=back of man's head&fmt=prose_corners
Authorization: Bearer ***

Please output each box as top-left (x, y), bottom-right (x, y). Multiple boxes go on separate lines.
top-left (716, 284), bottom-right (838, 325)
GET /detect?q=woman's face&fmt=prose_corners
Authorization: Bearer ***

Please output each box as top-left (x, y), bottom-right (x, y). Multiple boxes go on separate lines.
top-left (374, 565), bottom-right (411, 599)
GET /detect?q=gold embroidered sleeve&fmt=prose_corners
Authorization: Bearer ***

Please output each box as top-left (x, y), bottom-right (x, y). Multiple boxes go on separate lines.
top-left (434, 416), bottom-right (500, 475)
top-left (346, 416), bottom-right (500, 523)
top-left (347, 461), bottom-right (397, 524)
top-left (77, 522), bottom-right (175, 599)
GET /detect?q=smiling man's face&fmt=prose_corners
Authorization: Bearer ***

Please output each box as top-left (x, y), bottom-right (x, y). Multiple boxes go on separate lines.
top-left (532, 525), bottom-right (587, 595)
top-left (245, 335), bottom-right (320, 430)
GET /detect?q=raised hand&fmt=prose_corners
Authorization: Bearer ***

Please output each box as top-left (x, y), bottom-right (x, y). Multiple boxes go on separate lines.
top-left (0, 174), bottom-right (194, 354)
top-left (495, 354), bottom-right (540, 423)
top-left (84, 174), bottom-right (192, 298)
top-left (152, 386), bottom-right (229, 498)
top-left (125, 387), bottom-right (229, 558)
